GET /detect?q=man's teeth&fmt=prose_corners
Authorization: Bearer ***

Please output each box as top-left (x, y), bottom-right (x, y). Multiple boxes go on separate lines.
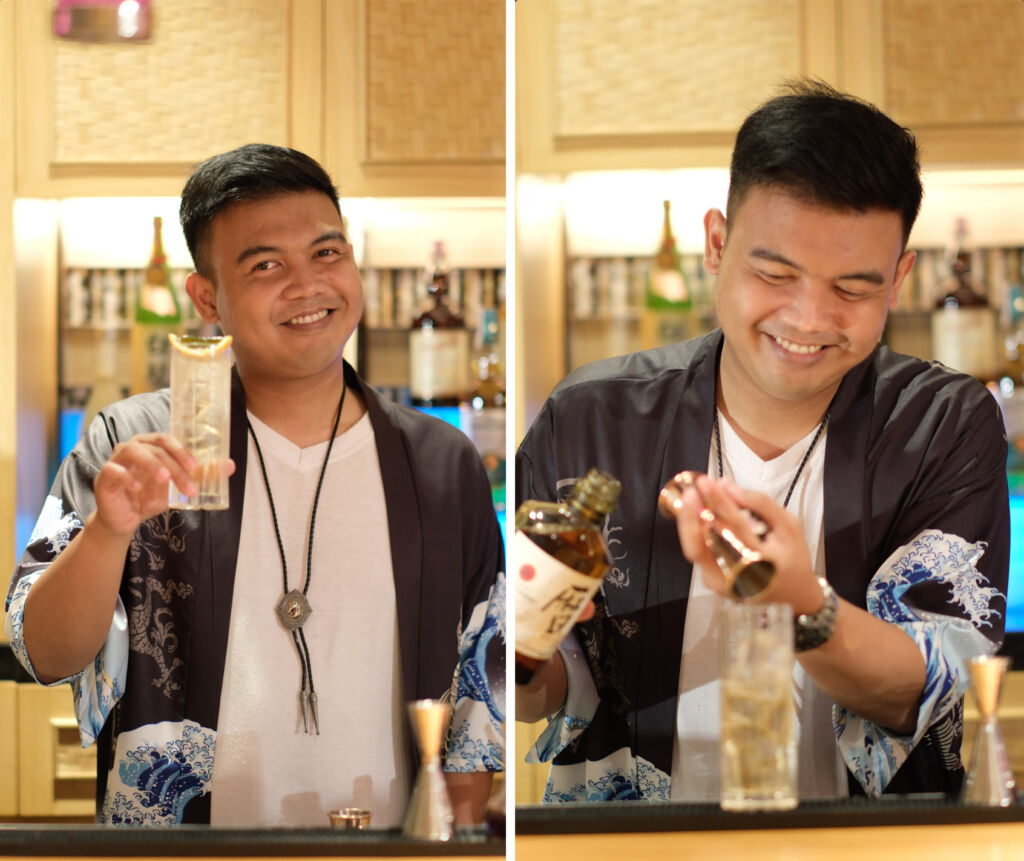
top-left (773, 335), bottom-right (823, 355)
top-left (288, 309), bottom-right (329, 325)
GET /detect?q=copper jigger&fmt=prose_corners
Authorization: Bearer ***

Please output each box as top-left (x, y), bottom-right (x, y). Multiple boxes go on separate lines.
top-left (960, 655), bottom-right (1016, 806)
top-left (659, 471), bottom-right (775, 600)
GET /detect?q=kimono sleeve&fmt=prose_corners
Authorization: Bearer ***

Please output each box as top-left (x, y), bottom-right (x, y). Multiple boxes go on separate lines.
top-left (836, 382), bottom-right (1009, 795)
top-left (443, 454), bottom-right (506, 773)
top-left (3, 417), bottom-right (129, 747)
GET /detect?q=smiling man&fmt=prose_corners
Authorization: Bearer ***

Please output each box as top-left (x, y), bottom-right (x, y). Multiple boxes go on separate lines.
top-left (5, 144), bottom-right (505, 826)
top-left (516, 81), bottom-right (1008, 803)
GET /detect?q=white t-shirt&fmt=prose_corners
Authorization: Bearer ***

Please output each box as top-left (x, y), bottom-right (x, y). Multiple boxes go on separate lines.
top-left (670, 411), bottom-right (848, 801)
top-left (210, 411), bottom-right (410, 827)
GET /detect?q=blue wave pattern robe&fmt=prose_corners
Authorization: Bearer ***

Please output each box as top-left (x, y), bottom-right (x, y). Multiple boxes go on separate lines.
top-left (6, 362), bottom-right (505, 824)
top-left (516, 331), bottom-right (1008, 801)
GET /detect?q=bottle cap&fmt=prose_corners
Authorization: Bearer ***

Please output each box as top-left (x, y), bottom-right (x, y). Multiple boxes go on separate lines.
top-left (572, 468), bottom-right (622, 515)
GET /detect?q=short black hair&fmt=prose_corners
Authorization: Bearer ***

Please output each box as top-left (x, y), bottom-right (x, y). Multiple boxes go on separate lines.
top-left (180, 143), bottom-right (341, 275)
top-left (727, 79), bottom-right (922, 247)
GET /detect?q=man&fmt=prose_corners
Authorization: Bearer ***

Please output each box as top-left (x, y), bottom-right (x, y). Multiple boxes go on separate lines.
top-left (516, 80), bottom-right (1008, 802)
top-left (5, 144), bottom-right (505, 826)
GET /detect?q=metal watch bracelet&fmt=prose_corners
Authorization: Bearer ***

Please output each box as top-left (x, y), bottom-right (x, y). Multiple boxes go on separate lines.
top-left (794, 577), bottom-right (838, 652)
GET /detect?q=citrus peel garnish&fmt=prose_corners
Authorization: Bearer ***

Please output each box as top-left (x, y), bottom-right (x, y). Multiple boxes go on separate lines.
top-left (168, 333), bottom-right (233, 357)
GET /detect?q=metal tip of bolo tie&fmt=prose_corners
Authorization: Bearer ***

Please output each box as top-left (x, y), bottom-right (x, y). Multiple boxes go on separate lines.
top-left (300, 690), bottom-right (310, 734)
top-left (309, 691), bottom-right (320, 735)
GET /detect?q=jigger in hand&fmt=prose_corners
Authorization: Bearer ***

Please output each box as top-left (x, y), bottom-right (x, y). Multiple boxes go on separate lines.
top-left (659, 471), bottom-right (775, 600)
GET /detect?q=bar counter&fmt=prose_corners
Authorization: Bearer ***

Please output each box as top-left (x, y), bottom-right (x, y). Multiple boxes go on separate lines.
top-left (516, 796), bottom-right (1024, 860)
top-left (0, 825), bottom-right (502, 859)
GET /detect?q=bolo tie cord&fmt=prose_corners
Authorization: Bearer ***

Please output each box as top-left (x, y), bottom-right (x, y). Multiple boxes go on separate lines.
top-left (246, 378), bottom-right (347, 735)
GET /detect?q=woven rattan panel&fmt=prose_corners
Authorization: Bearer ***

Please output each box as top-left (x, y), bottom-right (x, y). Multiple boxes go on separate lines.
top-left (365, 0), bottom-right (504, 164)
top-left (883, 0), bottom-right (1024, 126)
top-left (52, 1), bottom-right (290, 164)
top-left (553, 0), bottom-right (802, 137)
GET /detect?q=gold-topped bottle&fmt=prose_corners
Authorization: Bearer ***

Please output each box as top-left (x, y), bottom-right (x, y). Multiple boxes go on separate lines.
top-left (131, 216), bottom-right (181, 393)
top-left (641, 200), bottom-right (693, 349)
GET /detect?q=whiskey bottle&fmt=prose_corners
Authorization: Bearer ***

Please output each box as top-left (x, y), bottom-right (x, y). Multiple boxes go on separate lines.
top-left (409, 242), bottom-right (470, 407)
top-left (514, 468), bottom-right (621, 685)
top-left (641, 200), bottom-right (692, 349)
top-left (131, 216), bottom-right (181, 393)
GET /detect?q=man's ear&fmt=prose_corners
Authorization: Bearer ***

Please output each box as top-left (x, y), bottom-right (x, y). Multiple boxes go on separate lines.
top-left (703, 208), bottom-right (727, 275)
top-left (185, 272), bottom-right (220, 324)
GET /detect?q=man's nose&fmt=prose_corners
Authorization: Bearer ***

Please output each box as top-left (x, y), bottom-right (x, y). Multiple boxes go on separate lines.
top-left (781, 280), bottom-right (838, 331)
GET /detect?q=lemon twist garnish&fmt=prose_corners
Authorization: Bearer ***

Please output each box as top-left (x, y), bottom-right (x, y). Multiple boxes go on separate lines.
top-left (168, 333), bottom-right (233, 357)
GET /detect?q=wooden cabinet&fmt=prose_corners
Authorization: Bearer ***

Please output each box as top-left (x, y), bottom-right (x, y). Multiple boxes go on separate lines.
top-left (323, 0), bottom-right (505, 197)
top-left (13, 0), bottom-right (504, 198)
top-left (516, 0), bottom-right (1024, 173)
top-left (0, 682), bottom-right (95, 821)
top-left (14, 0), bottom-right (320, 197)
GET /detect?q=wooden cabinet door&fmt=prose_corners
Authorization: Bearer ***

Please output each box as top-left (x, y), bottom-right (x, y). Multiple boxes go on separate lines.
top-left (323, 0), bottom-right (505, 197)
top-left (841, 0), bottom-right (1024, 167)
top-left (14, 0), bottom-right (324, 196)
top-left (517, 0), bottom-right (840, 173)
top-left (17, 684), bottom-right (95, 819)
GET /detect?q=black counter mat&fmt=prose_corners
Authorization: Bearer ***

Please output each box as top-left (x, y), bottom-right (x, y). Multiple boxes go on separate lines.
top-left (0, 825), bottom-right (503, 857)
top-left (516, 795), bottom-right (1024, 834)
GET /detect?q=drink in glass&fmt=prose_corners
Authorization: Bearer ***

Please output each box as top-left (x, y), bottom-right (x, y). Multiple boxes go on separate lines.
top-left (168, 334), bottom-right (232, 510)
top-left (719, 601), bottom-right (797, 811)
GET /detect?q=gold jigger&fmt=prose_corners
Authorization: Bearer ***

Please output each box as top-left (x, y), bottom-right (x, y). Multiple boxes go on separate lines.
top-left (402, 699), bottom-right (454, 841)
top-left (659, 471), bottom-right (775, 600)
top-left (960, 655), bottom-right (1016, 806)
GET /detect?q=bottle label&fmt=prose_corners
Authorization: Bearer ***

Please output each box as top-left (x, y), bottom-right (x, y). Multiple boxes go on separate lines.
top-left (409, 328), bottom-right (469, 399)
top-left (514, 530), bottom-right (604, 661)
top-left (931, 306), bottom-right (1000, 379)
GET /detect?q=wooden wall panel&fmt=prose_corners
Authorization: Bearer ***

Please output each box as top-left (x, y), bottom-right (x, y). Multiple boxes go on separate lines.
top-left (883, 0), bottom-right (1024, 127)
top-left (552, 0), bottom-right (803, 138)
top-left (50, 0), bottom-right (291, 165)
top-left (364, 0), bottom-right (504, 164)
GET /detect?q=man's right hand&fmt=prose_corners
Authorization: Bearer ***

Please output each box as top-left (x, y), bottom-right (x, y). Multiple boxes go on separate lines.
top-left (92, 433), bottom-right (199, 537)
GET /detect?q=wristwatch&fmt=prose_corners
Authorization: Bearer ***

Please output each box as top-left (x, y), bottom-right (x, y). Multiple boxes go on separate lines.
top-left (794, 577), bottom-right (838, 652)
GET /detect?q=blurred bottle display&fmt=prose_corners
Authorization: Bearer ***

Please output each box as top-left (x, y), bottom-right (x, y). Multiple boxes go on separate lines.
top-left (931, 218), bottom-right (1000, 381)
top-left (409, 241), bottom-right (470, 407)
top-left (83, 328), bottom-right (123, 430)
top-left (514, 468), bottom-right (621, 685)
top-left (131, 216), bottom-right (181, 393)
top-left (641, 199), bottom-right (692, 348)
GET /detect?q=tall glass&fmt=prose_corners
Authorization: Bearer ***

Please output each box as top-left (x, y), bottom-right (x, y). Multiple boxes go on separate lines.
top-left (719, 601), bottom-right (797, 811)
top-left (167, 334), bottom-right (232, 510)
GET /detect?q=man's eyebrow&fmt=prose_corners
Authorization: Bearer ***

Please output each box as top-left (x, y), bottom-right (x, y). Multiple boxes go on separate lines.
top-left (235, 231), bottom-right (348, 266)
top-left (236, 244), bottom-right (279, 266)
top-left (311, 229), bottom-right (347, 245)
top-left (748, 246), bottom-right (885, 285)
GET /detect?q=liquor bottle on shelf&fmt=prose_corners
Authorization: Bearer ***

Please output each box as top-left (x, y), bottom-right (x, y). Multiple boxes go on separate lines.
top-left (514, 467), bottom-right (621, 685)
top-left (930, 218), bottom-right (1000, 382)
top-left (83, 328), bottom-right (124, 430)
top-left (461, 336), bottom-right (506, 517)
top-left (641, 199), bottom-right (692, 349)
top-left (131, 216), bottom-right (181, 393)
top-left (408, 241), bottom-right (470, 408)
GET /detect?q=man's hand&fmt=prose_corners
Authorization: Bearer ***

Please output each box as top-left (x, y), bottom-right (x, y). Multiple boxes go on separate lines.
top-left (669, 473), bottom-right (925, 732)
top-left (672, 474), bottom-right (823, 614)
top-left (93, 433), bottom-right (212, 537)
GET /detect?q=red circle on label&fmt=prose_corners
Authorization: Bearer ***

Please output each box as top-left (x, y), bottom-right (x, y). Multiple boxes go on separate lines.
top-left (519, 564), bottom-right (535, 581)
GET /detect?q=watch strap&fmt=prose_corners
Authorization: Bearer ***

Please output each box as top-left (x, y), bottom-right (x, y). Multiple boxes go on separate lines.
top-left (794, 577), bottom-right (838, 652)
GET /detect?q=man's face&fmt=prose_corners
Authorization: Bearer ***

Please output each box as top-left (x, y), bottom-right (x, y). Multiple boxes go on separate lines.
top-left (704, 185), bottom-right (915, 409)
top-left (186, 190), bottom-right (362, 387)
